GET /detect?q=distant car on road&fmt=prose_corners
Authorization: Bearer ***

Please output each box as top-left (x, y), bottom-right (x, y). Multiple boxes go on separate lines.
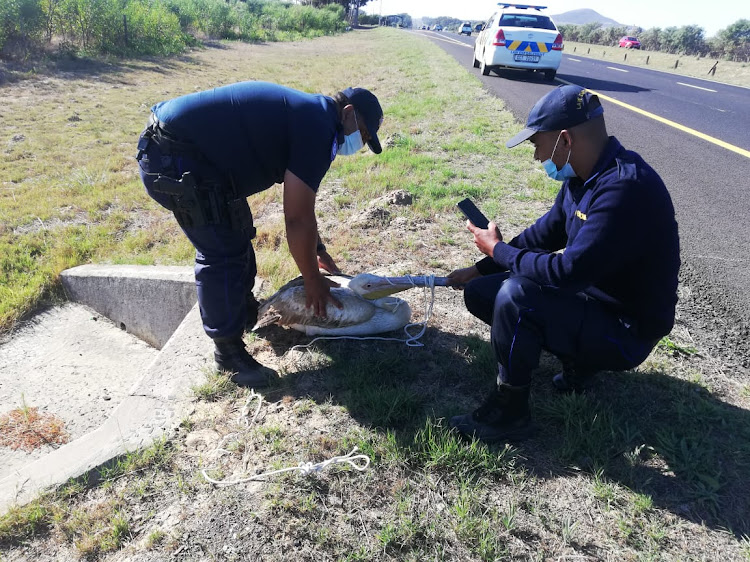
top-left (473, 4), bottom-right (563, 81)
top-left (459, 22), bottom-right (473, 35)
top-left (619, 36), bottom-right (641, 49)
top-left (474, 24), bottom-right (483, 33)
top-left (434, 24), bottom-right (443, 31)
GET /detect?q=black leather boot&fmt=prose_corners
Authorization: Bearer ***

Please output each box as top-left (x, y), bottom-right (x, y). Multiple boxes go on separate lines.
top-left (214, 337), bottom-right (276, 388)
top-left (450, 384), bottom-right (533, 442)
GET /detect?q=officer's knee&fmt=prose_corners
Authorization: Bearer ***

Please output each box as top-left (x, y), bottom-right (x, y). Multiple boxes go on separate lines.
top-left (495, 276), bottom-right (541, 310)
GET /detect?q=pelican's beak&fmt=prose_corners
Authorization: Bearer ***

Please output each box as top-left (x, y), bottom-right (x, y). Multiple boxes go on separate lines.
top-left (359, 275), bottom-right (450, 300)
top-left (357, 277), bottom-right (411, 300)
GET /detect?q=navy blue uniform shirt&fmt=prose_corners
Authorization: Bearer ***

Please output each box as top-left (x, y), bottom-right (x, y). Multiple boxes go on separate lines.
top-left (477, 136), bottom-right (680, 340)
top-left (151, 81), bottom-right (339, 194)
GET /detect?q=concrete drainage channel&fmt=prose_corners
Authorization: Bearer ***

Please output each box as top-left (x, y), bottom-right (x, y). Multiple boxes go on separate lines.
top-left (0, 265), bottom-right (212, 513)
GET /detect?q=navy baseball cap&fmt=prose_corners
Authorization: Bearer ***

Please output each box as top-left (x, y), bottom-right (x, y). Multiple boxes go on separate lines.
top-left (506, 85), bottom-right (604, 148)
top-left (343, 87), bottom-right (383, 154)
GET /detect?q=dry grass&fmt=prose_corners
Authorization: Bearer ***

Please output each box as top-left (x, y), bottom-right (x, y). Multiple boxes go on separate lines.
top-left (0, 404), bottom-right (69, 452)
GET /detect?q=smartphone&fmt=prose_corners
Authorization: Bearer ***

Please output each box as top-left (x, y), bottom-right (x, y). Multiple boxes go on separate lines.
top-left (457, 198), bottom-right (490, 229)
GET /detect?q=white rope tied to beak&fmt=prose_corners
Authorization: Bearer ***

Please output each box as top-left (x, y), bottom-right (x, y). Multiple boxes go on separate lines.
top-left (291, 273), bottom-right (437, 350)
top-left (200, 390), bottom-right (371, 486)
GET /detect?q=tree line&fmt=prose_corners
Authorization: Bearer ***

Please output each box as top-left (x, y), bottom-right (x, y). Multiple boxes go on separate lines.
top-left (558, 20), bottom-right (750, 62)
top-left (0, 0), bottom-right (350, 58)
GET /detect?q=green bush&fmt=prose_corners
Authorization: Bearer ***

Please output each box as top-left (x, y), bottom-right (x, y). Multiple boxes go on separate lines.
top-left (119, 1), bottom-right (187, 55)
top-left (0, 0), bottom-right (44, 52)
top-left (1, 0), bottom-right (347, 58)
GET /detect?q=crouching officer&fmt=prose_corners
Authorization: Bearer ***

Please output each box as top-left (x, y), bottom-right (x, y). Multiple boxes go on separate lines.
top-left (447, 85), bottom-right (680, 442)
top-left (136, 81), bottom-right (384, 387)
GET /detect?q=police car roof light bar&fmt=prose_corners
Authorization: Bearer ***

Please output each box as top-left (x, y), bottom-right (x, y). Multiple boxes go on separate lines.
top-left (497, 4), bottom-right (548, 10)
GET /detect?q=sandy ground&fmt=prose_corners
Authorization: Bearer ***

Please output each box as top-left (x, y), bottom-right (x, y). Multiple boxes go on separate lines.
top-left (0, 303), bottom-right (158, 477)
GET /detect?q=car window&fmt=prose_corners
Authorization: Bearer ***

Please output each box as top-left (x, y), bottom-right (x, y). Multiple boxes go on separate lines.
top-left (499, 14), bottom-right (556, 30)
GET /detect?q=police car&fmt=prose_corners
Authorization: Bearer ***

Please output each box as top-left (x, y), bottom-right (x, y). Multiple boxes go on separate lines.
top-left (472, 4), bottom-right (563, 81)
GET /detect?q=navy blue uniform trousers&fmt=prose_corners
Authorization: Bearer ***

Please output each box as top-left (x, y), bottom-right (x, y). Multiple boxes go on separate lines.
top-left (464, 273), bottom-right (658, 386)
top-left (137, 131), bottom-right (255, 340)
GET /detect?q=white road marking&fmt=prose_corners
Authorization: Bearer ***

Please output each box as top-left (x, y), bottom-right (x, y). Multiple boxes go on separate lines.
top-left (568, 58), bottom-right (581, 62)
top-left (606, 66), bottom-right (629, 72)
top-left (677, 82), bottom-right (717, 92)
top-left (418, 31), bottom-right (472, 48)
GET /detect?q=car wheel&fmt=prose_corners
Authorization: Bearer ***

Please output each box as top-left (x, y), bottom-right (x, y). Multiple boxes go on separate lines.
top-left (473, 48), bottom-right (480, 68)
top-left (480, 58), bottom-right (491, 76)
top-left (544, 69), bottom-right (556, 81)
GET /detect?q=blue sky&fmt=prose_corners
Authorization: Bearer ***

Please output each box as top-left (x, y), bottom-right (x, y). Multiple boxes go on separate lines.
top-left (362, 0), bottom-right (749, 37)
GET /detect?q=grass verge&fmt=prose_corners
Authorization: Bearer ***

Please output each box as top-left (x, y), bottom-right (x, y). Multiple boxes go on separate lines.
top-left (1, 28), bottom-right (749, 561)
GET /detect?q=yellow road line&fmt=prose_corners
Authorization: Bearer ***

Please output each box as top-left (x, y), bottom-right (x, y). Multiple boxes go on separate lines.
top-left (557, 78), bottom-right (750, 159)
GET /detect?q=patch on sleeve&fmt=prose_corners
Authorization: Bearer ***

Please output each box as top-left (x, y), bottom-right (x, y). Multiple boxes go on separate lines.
top-left (575, 210), bottom-right (587, 221)
top-left (331, 138), bottom-right (338, 161)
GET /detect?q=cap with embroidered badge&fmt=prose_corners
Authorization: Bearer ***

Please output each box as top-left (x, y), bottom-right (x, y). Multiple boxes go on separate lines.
top-left (342, 87), bottom-right (383, 154)
top-left (506, 85), bottom-right (604, 148)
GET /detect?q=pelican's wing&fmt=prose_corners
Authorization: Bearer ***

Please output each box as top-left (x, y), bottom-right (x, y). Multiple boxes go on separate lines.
top-left (271, 273), bottom-right (353, 295)
top-left (254, 287), bottom-right (376, 330)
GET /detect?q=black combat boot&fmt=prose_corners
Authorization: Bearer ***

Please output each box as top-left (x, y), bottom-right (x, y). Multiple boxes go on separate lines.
top-left (214, 337), bottom-right (276, 388)
top-left (450, 384), bottom-right (532, 443)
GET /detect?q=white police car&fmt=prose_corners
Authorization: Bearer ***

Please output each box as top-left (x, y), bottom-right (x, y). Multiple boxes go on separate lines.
top-left (473, 4), bottom-right (563, 81)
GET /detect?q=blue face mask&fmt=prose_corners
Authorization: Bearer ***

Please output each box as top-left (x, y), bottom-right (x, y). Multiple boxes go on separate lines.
top-left (541, 131), bottom-right (576, 181)
top-left (337, 113), bottom-right (364, 156)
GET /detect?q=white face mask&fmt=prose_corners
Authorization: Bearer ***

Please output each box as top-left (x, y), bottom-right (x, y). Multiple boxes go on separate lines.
top-left (338, 112), bottom-right (364, 156)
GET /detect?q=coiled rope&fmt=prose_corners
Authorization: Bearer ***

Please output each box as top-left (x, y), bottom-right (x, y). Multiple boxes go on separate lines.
top-left (200, 390), bottom-right (371, 486)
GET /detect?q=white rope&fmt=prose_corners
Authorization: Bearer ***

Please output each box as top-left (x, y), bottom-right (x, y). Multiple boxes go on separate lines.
top-left (290, 274), bottom-right (437, 351)
top-left (239, 389), bottom-right (263, 426)
top-left (200, 390), bottom-right (371, 486)
top-left (202, 447), bottom-right (370, 486)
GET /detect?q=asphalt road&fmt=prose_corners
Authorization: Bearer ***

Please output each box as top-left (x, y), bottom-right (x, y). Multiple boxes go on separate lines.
top-left (414, 29), bottom-right (750, 364)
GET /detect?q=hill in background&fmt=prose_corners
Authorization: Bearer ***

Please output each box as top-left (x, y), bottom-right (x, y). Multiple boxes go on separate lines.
top-left (550, 8), bottom-right (622, 27)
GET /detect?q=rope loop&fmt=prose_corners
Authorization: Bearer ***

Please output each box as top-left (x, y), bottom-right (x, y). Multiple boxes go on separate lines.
top-left (200, 390), bottom-right (371, 487)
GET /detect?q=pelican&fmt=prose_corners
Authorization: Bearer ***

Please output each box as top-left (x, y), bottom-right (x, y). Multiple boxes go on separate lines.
top-left (253, 273), bottom-right (447, 336)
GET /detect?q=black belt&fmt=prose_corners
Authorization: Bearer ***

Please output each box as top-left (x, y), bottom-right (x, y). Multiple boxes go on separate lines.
top-left (144, 113), bottom-right (203, 158)
top-left (148, 113), bottom-right (184, 142)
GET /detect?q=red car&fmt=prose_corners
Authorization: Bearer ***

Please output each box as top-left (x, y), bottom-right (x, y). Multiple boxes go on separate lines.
top-left (619, 36), bottom-right (641, 49)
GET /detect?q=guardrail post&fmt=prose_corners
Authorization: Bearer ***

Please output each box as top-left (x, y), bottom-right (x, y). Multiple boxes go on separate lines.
top-left (624, 53), bottom-right (627, 61)
top-left (646, 55), bottom-right (649, 65)
top-left (674, 59), bottom-right (679, 69)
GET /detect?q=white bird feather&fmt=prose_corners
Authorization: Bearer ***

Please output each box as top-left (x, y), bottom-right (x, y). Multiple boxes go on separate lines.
top-left (254, 274), bottom-right (415, 336)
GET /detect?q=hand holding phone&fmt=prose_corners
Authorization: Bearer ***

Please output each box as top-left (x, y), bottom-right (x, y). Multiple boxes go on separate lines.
top-left (457, 198), bottom-right (490, 229)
